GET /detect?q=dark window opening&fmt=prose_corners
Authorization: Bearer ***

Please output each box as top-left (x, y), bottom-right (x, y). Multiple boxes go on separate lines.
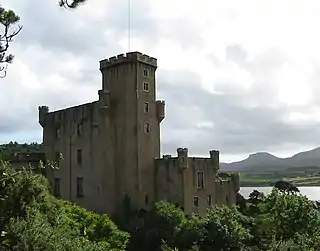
top-left (77, 177), bottom-right (84, 197)
top-left (208, 195), bottom-right (212, 206)
top-left (55, 128), bottom-right (61, 140)
top-left (143, 69), bottom-right (149, 77)
top-left (144, 102), bottom-right (149, 113)
top-left (193, 196), bottom-right (199, 207)
top-left (144, 123), bottom-right (150, 133)
top-left (143, 82), bottom-right (149, 91)
top-left (145, 195), bottom-right (149, 205)
top-left (77, 149), bottom-right (82, 165)
top-left (77, 124), bottom-right (83, 136)
top-left (197, 171), bottom-right (205, 189)
top-left (54, 178), bottom-right (60, 197)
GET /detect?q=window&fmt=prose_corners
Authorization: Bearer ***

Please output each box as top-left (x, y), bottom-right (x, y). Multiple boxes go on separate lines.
top-left (77, 124), bottom-right (83, 136)
top-left (77, 177), bottom-right (84, 197)
top-left (207, 195), bottom-right (212, 206)
top-left (193, 196), bottom-right (199, 207)
top-left (145, 194), bottom-right (149, 205)
top-left (144, 123), bottom-right (150, 133)
top-left (144, 102), bottom-right (149, 113)
top-left (54, 178), bottom-right (60, 197)
top-left (77, 149), bottom-right (82, 165)
top-left (143, 68), bottom-right (149, 77)
top-left (55, 128), bottom-right (61, 140)
top-left (143, 82), bottom-right (149, 91)
top-left (197, 171), bottom-right (205, 189)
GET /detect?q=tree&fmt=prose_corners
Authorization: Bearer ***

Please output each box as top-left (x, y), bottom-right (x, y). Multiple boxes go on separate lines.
top-left (0, 161), bottom-right (128, 251)
top-left (274, 180), bottom-right (300, 194)
top-left (0, 6), bottom-right (22, 78)
top-left (59, 0), bottom-right (88, 9)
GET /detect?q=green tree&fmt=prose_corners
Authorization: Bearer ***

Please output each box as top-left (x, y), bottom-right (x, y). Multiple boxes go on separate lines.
top-left (0, 161), bottom-right (128, 251)
top-left (200, 205), bottom-right (252, 251)
top-left (0, 5), bottom-right (22, 77)
top-left (274, 180), bottom-right (300, 194)
top-left (59, 0), bottom-right (87, 9)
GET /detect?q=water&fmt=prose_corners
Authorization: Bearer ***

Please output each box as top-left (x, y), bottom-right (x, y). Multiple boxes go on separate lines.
top-left (240, 187), bottom-right (320, 201)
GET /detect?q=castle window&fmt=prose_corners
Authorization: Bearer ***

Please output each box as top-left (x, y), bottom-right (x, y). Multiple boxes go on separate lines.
top-left (145, 194), bottom-right (149, 205)
top-left (55, 128), bottom-right (61, 140)
top-left (197, 171), bottom-right (205, 189)
top-left (144, 123), bottom-right (150, 133)
top-left (143, 82), bottom-right (149, 91)
top-left (144, 102), bottom-right (149, 113)
top-left (207, 195), bottom-right (212, 206)
top-left (54, 178), bottom-right (60, 197)
top-left (193, 196), bottom-right (199, 207)
top-left (77, 124), bottom-right (83, 136)
top-left (77, 177), bottom-right (84, 197)
top-left (143, 68), bottom-right (149, 77)
top-left (77, 149), bottom-right (82, 165)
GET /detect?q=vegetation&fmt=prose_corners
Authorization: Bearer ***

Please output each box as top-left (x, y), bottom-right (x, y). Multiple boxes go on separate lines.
top-left (240, 166), bottom-right (320, 186)
top-left (1, 159), bottom-right (320, 250)
top-left (59, 0), bottom-right (87, 9)
top-left (0, 142), bottom-right (43, 160)
top-left (0, 5), bottom-right (22, 77)
top-left (0, 0), bottom-right (85, 77)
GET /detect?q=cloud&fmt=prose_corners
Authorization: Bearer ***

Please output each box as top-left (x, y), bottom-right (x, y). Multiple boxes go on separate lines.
top-left (3, 0), bottom-right (320, 162)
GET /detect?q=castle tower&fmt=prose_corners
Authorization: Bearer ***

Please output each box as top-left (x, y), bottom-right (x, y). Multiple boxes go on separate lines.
top-left (99, 52), bottom-right (165, 211)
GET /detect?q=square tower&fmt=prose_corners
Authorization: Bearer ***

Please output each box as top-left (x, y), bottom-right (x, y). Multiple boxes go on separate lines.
top-left (99, 52), bottom-right (165, 211)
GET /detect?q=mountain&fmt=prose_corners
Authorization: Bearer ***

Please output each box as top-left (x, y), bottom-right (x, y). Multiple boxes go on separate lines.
top-left (220, 147), bottom-right (320, 171)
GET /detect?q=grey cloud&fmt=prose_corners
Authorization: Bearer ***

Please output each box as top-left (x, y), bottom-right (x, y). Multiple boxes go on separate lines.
top-left (158, 68), bottom-right (320, 156)
top-left (226, 44), bottom-right (248, 64)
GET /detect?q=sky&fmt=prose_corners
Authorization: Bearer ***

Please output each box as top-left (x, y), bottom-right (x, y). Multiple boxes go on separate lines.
top-left (2, 0), bottom-right (320, 162)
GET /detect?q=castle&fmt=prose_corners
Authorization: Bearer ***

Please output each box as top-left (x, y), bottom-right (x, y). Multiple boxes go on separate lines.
top-left (38, 52), bottom-right (240, 215)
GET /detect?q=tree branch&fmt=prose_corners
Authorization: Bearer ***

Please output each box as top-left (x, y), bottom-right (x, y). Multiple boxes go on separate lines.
top-left (0, 6), bottom-right (22, 78)
top-left (58, 0), bottom-right (87, 9)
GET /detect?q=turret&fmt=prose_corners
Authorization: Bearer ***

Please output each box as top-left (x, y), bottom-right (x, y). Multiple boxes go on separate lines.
top-left (209, 150), bottom-right (219, 170)
top-left (156, 100), bottom-right (165, 122)
top-left (177, 148), bottom-right (188, 170)
top-left (38, 106), bottom-right (49, 127)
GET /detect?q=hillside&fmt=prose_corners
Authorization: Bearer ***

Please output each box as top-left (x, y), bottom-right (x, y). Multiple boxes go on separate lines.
top-left (220, 147), bottom-right (320, 172)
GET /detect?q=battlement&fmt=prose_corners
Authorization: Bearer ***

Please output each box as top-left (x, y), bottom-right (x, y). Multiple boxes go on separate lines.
top-left (7, 152), bottom-right (46, 163)
top-left (38, 106), bottom-right (49, 127)
top-left (99, 52), bottom-right (157, 70)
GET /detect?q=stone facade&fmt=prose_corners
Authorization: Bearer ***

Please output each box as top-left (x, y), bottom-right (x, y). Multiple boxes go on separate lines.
top-left (4, 152), bottom-right (46, 175)
top-left (38, 51), bottom-right (239, 215)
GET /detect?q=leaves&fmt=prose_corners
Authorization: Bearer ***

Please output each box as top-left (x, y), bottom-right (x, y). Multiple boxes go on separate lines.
top-left (58, 0), bottom-right (88, 9)
top-left (0, 5), bottom-right (22, 78)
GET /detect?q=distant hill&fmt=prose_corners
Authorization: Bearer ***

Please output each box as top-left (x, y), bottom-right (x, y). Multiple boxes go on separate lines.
top-left (220, 147), bottom-right (320, 171)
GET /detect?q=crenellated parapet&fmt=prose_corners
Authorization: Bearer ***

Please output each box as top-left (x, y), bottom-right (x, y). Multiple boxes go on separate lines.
top-left (38, 106), bottom-right (49, 127)
top-left (156, 100), bottom-right (165, 122)
top-left (209, 150), bottom-right (220, 170)
top-left (177, 147), bottom-right (188, 170)
top-left (99, 52), bottom-right (157, 70)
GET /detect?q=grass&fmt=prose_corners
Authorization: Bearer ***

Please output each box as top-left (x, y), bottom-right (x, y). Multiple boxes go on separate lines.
top-left (239, 166), bottom-right (320, 187)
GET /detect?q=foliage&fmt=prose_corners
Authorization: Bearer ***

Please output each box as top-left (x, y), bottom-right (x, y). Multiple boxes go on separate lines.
top-left (0, 141), bottom-right (43, 160)
top-left (274, 180), bottom-right (300, 194)
top-left (59, 0), bottom-right (88, 9)
top-left (0, 5), bottom-right (22, 77)
top-left (0, 161), bottom-right (127, 251)
top-left (63, 201), bottom-right (130, 250)
top-left (2, 160), bottom-right (320, 250)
